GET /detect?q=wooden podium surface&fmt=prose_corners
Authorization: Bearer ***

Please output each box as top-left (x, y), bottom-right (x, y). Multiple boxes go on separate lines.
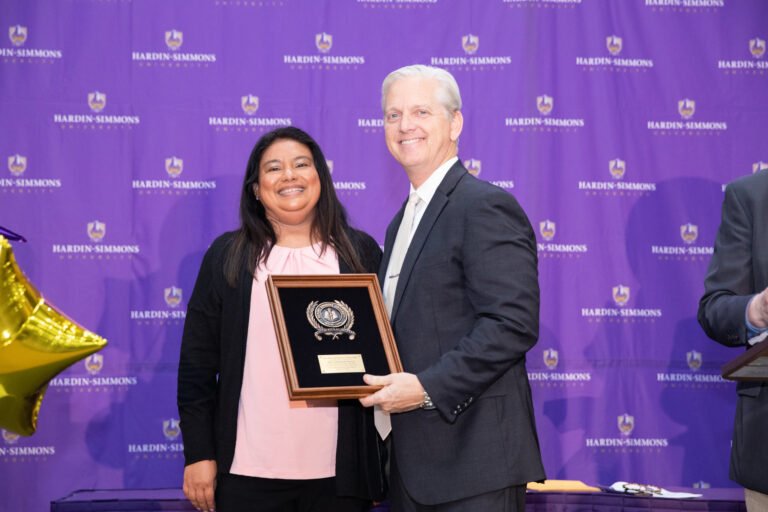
top-left (722, 339), bottom-right (768, 381)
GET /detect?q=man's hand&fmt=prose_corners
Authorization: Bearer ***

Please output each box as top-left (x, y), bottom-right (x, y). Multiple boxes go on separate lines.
top-left (183, 459), bottom-right (217, 512)
top-left (359, 372), bottom-right (426, 413)
top-left (748, 287), bottom-right (768, 329)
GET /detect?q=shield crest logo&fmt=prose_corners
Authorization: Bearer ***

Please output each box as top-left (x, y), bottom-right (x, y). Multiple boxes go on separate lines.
top-left (2, 430), bottom-right (20, 445)
top-left (752, 161), bottom-right (768, 174)
top-left (609, 158), bottom-right (626, 180)
top-left (9, 25), bottom-right (27, 46)
top-left (463, 159), bottom-right (481, 177)
top-left (612, 285), bottom-right (630, 307)
top-left (537, 95), bottom-right (553, 116)
top-left (315, 32), bottom-right (332, 53)
top-left (543, 348), bottom-right (559, 370)
top-left (85, 354), bottom-right (104, 375)
top-left (163, 419), bottom-right (181, 441)
top-left (165, 29), bottom-right (183, 51)
top-left (678, 98), bottom-right (695, 120)
top-left (164, 286), bottom-right (183, 308)
top-left (686, 350), bottom-right (702, 371)
top-left (606, 35), bottom-right (622, 56)
top-left (680, 223), bottom-right (698, 245)
top-left (87, 220), bottom-right (106, 243)
top-left (88, 91), bottom-right (107, 113)
top-left (462, 34), bottom-right (479, 55)
top-left (165, 157), bottom-right (183, 178)
top-left (7, 154), bottom-right (27, 176)
top-left (241, 95), bottom-right (259, 116)
top-left (617, 413), bottom-right (634, 436)
top-left (750, 38), bottom-right (766, 59)
top-left (539, 220), bottom-right (556, 241)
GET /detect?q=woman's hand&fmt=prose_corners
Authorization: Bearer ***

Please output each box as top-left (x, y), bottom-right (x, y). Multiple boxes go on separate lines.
top-left (183, 459), bottom-right (217, 512)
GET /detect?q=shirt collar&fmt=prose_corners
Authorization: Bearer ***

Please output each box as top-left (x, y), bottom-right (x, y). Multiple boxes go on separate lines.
top-left (410, 156), bottom-right (458, 206)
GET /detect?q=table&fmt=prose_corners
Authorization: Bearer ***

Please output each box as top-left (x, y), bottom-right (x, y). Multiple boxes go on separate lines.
top-left (51, 488), bottom-right (746, 512)
top-left (526, 488), bottom-right (746, 511)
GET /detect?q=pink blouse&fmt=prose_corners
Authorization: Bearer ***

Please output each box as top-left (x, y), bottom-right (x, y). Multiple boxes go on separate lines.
top-left (230, 244), bottom-right (339, 479)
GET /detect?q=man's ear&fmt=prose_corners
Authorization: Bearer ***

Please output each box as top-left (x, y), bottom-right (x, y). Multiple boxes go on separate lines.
top-left (450, 110), bottom-right (464, 142)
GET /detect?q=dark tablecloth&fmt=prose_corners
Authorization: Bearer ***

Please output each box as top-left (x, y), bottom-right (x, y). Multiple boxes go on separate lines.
top-left (51, 487), bottom-right (747, 512)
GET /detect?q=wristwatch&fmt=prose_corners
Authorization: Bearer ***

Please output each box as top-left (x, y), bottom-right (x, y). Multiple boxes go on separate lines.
top-left (420, 391), bottom-right (435, 410)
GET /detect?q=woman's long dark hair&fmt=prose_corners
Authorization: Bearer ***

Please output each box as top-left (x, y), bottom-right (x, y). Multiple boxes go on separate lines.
top-left (223, 126), bottom-right (365, 286)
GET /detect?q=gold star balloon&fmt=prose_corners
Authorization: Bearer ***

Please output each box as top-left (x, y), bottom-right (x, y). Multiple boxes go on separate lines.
top-left (0, 235), bottom-right (107, 436)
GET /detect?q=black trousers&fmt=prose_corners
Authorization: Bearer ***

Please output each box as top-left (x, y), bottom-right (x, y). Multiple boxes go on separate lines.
top-left (389, 451), bottom-right (526, 512)
top-left (216, 473), bottom-right (370, 512)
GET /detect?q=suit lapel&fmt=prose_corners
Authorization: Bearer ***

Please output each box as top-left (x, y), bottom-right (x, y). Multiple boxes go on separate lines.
top-left (390, 162), bottom-right (467, 322)
top-left (378, 201), bottom-right (407, 285)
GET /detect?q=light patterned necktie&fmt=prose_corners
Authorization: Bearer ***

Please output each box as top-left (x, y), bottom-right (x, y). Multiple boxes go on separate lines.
top-left (384, 192), bottom-right (422, 316)
top-left (376, 192), bottom-right (422, 440)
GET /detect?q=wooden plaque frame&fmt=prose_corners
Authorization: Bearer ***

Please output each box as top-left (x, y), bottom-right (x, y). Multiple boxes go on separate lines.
top-left (266, 273), bottom-right (402, 400)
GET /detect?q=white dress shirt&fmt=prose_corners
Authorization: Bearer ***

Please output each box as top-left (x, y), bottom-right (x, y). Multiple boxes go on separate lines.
top-left (405, 156), bottom-right (458, 243)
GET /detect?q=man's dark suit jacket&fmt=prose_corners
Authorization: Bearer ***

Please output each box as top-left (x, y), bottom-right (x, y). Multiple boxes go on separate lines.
top-left (177, 229), bottom-right (385, 501)
top-left (698, 171), bottom-right (768, 495)
top-left (379, 161), bottom-right (546, 505)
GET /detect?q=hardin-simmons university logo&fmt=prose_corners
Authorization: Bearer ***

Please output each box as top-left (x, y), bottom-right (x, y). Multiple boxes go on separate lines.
top-left (2, 430), bottom-right (20, 445)
top-left (686, 350), bottom-right (702, 371)
top-left (165, 30), bottom-right (183, 51)
top-left (537, 95), bottom-right (553, 116)
top-left (87, 220), bottom-right (106, 243)
top-left (539, 220), bottom-right (556, 241)
top-left (543, 348), bottom-right (559, 370)
top-left (463, 159), bottom-right (481, 177)
top-left (88, 91), bottom-right (107, 113)
top-left (462, 34), bottom-right (479, 55)
top-left (617, 413), bottom-right (634, 437)
top-left (678, 98), bottom-right (695, 120)
top-left (680, 223), bottom-right (698, 245)
top-left (8, 25), bottom-right (27, 46)
top-left (241, 94), bottom-right (259, 116)
top-left (609, 158), bottom-right (626, 180)
top-left (750, 38), bottom-right (766, 59)
top-left (165, 157), bottom-right (183, 178)
top-left (315, 32), bottom-right (332, 53)
top-left (753, 161), bottom-right (768, 174)
top-left (164, 286), bottom-right (183, 308)
top-left (163, 419), bottom-right (181, 441)
top-left (606, 35), bottom-right (622, 56)
top-left (85, 354), bottom-right (104, 375)
top-left (612, 285), bottom-right (630, 307)
top-left (7, 154), bottom-right (27, 176)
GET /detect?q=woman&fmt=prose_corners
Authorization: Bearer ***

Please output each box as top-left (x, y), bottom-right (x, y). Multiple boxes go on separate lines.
top-left (177, 127), bottom-right (384, 512)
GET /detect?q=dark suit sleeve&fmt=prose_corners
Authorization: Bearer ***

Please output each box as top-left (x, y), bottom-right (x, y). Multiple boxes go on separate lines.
top-left (698, 183), bottom-right (755, 347)
top-left (418, 189), bottom-right (539, 422)
top-left (177, 239), bottom-right (225, 465)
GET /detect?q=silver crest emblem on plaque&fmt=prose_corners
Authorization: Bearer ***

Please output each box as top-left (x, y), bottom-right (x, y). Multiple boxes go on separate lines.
top-left (307, 300), bottom-right (356, 340)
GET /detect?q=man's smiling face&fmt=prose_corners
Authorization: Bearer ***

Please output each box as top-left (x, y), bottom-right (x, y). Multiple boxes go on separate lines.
top-left (383, 76), bottom-right (462, 182)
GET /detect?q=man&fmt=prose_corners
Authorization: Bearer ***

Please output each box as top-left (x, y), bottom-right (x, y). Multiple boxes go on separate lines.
top-left (360, 65), bottom-right (545, 511)
top-left (698, 171), bottom-right (768, 512)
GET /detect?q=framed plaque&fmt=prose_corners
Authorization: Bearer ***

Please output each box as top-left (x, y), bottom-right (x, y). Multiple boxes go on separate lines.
top-left (722, 339), bottom-right (768, 381)
top-left (266, 274), bottom-right (403, 400)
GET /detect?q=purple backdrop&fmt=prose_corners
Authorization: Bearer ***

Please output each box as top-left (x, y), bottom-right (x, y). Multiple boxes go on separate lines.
top-left (2, 0), bottom-right (767, 510)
